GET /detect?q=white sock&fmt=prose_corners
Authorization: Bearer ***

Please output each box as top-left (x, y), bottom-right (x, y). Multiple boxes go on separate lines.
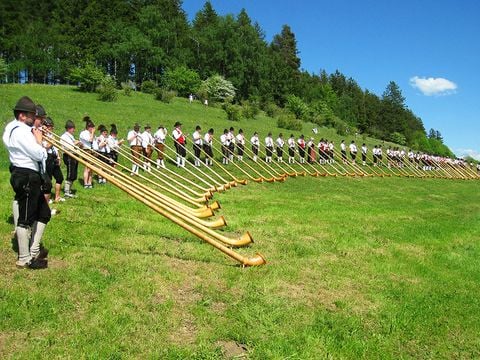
top-left (30, 221), bottom-right (47, 258)
top-left (16, 226), bottom-right (32, 264)
top-left (12, 200), bottom-right (19, 228)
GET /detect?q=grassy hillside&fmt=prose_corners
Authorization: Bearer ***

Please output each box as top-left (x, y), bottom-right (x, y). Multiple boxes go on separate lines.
top-left (1, 84), bottom-right (480, 358)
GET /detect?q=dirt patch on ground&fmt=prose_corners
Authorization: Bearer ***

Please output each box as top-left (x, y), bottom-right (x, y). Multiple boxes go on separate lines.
top-left (215, 340), bottom-right (249, 359)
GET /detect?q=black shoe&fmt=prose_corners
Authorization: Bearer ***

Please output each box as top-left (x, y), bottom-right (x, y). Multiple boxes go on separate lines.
top-left (38, 245), bottom-right (49, 259)
top-left (28, 258), bottom-right (48, 269)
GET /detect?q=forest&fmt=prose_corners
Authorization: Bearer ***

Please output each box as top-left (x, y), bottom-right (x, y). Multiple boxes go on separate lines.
top-left (0, 0), bottom-right (453, 156)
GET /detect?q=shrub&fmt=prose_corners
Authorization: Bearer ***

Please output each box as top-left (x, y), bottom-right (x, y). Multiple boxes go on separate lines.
top-left (285, 95), bottom-right (308, 119)
top-left (389, 132), bottom-right (407, 146)
top-left (199, 74), bottom-right (236, 103)
top-left (97, 76), bottom-right (118, 102)
top-left (141, 80), bottom-right (157, 94)
top-left (277, 113), bottom-right (303, 131)
top-left (121, 81), bottom-right (135, 96)
top-left (242, 100), bottom-right (260, 120)
top-left (154, 88), bottom-right (177, 103)
top-left (69, 62), bottom-right (105, 92)
top-left (222, 103), bottom-right (242, 121)
top-left (162, 66), bottom-right (201, 97)
top-left (263, 102), bottom-right (280, 118)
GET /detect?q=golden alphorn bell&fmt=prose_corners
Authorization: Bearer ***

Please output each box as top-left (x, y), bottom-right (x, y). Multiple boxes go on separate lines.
top-left (47, 133), bottom-right (266, 265)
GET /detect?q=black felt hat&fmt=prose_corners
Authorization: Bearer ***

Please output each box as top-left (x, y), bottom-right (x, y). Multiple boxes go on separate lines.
top-left (13, 96), bottom-right (36, 113)
top-left (65, 120), bottom-right (75, 129)
top-left (35, 104), bottom-right (47, 117)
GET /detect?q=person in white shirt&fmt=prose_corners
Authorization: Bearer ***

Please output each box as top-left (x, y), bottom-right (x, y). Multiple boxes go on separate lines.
top-left (95, 125), bottom-right (110, 182)
top-left (2, 96), bottom-right (49, 269)
top-left (236, 129), bottom-right (245, 161)
top-left (276, 133), bottom-right (285, 162)
top-left (153, 125), bottom-right (167, 168)
top-left (192, 125), bottom-right (203, 167)
top-left (328, 141), bottom-right (335, 164)
top-left (203, 128), bottom-right (214, 166)
top-left (265, 132), bottom-right (274, 163)
top-left (60, 120), bottom-right (80, 197)
top-left (227, 127), bottom-right (235, 162)
top-left (340, 140), bottom-right (347, 164)
top-left (79, 116), bottom-right (95, 187)
top-left (287, 134), bottom-right (296, 163)
top-left (43, 117), bottom-right (64, 204)
top-left (172, 121), bottom-right (187, 167)
top-left (107, 124), bottom-right (124, 167)
top-left (361, 143), bottom-right (368, 166)
top-left (372, 145), bottom-right (378, 166)
top-left (349, 140), bottom-right (358, 164)
top-left (250, 132), bottom-right (260, 162)
top-left (220, 129), bottom-right (230, 164)
top-left (297, 135), bottom-right (306, 163)
top-left (141, 124), bottom-right (154, 172)
top-left (127, 123), bottom-right (143, 175)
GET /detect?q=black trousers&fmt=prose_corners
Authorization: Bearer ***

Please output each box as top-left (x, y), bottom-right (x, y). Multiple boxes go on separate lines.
top-left (193, 143), bottom-right (202, 158)
top-left (237, 144), bottom-right (244, 156)
top-left (175, 141), bottom-right (186, 157)
top-left (266, 146), bottom-right (273, 157)
top-left (10, 167), bottom-right (51, 227)
top-left (63, 153), bottom-right (78, 182)
top-left (252, 145), bottom-right (259, 155)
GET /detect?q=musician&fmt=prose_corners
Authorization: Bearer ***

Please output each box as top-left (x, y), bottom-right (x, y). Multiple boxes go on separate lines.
top-left (43, 117), bottom-right (64, 203)
top-left (318, 138), bottom-right (327, 164)
top-left (79, 116), bottom-right (95, 187)
top-left (107, 124), bottom-right (124, 167)
top-left (172, 121), bottom-right (186, 167)
top-left (307, 137), bottom-right (316, 163)
top-left (265, 132), bottom-right (274, 163)
top-left (127, 123), bottom-right (143, 175)
top-left (60, 120), bottom-right (80, 197)
top-left (203, 128), bottom-right (214, 166)
top-left (141, 124), bottom-right (154, 172)
top-left (276, 133), bottom-right (285, 162)
top-left (236, 129), bottom-right (245, 161)
top-left (297, 135), bottom-right (306, 163)
top-left (3, 96), bottom-right (49, 268)
top-left (287, 134), bottom-right (296, 163)
top-left (373, 145), bottom-right (378, 166)
top-left (349, 140), bottom-right (358, 164)
top-left (250, 132), bottom-right (260, 162)
top-left (153, 125), bottom-right (167, 168)
top-left (95, 125), bottom-right (110, 182)
top-left (340, 140), bottom-right (347, 164)
top-left (328, 140), bottom-right (335, 164)
top-left (192, 125), bottom-right (203, 167)
top-left (361, 143), bottom-right (367, 166)
top-left (220, 129), bottom-right (230, 164)
top-left (377, 145), bottom-right (383, 165)
top-left (227, 127), bottom-right (235, 162)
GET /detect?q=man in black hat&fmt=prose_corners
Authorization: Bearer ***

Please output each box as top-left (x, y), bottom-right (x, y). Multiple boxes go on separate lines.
top-left (2, 96), bottom-right (50, 269)
top-left (172, 121), bottom-right (186, 167)
top-left (43, 117), bottom-right (65, 205)
top-left (127, 123), bottom-right (142, 175)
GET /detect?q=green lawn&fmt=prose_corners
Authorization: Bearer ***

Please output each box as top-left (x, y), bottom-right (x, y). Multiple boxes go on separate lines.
top-left (1, 85), bottom-right (479, 359)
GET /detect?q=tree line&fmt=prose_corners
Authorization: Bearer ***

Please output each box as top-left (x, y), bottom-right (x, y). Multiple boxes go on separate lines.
top-left (0, 0), bottom-right (453, 156)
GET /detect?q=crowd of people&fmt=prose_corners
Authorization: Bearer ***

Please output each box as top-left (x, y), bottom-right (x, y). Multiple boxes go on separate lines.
top-left (3, 96), bottom-right (479, 269)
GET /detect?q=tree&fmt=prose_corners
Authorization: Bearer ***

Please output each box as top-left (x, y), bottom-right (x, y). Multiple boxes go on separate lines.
top-left (0, 58), bottom-right (7, 82)
top-left (162, 66), bottom-right (201, 97)
top-left (198, 74), bottom-right (236, 103)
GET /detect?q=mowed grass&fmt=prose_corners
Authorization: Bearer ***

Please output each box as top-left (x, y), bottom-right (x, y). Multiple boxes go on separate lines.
top-left (1, 84), bottom-right (480, 358)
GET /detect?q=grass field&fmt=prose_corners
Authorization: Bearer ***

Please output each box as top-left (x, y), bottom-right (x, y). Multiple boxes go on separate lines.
top-left (1, 85), bottom-right (480, 359)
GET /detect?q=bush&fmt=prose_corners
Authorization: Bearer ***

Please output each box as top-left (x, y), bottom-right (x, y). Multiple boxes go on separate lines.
top-left (389, 132), bottom-right (407, 146)
top-left (162, 66), bottom-right (201, 97)
top-left (285, 95), bottom-right (309, 119)
top-left (199, 74), bottom-right (236, 103)
top-left (242, 100), bottom-right (260, 120)
top-left (222, 103), bottom-right (242, 121)
top-left (263, 102), bottom-right (280, 118)
top-left (154, 88), bottom-right (176, 103)
top-left (69, 62), bottom-right (105, 92)
top-left (97, 76), bottom-right (118, 102)
top-left (121, 81), bottom-right (135, 96)
top-left (141, 80), bottom-right (157, 94)
top-left (277, 114), bottom-right (303, 131)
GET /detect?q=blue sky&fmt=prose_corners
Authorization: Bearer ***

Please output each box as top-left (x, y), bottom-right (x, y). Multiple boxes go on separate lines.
top-left (183, 0), bottom-right (480, 159)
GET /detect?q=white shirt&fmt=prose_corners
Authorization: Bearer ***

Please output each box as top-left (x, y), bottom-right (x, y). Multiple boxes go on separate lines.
top-left (297, 138), bottom-right (305, 148)
top-left (288, 137), bottom-right (295, 148)
top-left (251, 136), bottom-right (259, 146)
top-left (341, 143), bottom-right (346, 151)
top-left (96, 134), bottom-right (110, 153)
top-left (220, 134), bottom-right (229, 146)
top-left (265, 136), bottom-right (274, 147)
top-left (349, 143), bottom-right (357, 153)
top-left (235, 133), bottom-right (245, 145)
top-left (172, 127), bottom-right (185, 142)
top-left (361, 145), bottom-right (367, 154)
top-left (107, 135), bottom-right (120, 152)
top-left (79, 129), bottom-right (94, 149)
top-left (227, 131), bottom-right (235, 144)
top-left (60, 131), bottom-right (76, 151)
top-left (127, 130), bottom-right (142, 146)
top-left (204, 133), bottom-right (213, 146)
top-left (141, 131), bottom-right (154, 148)
top-left (154, 128), bottom-right (167, 144)
top-left (192, 131), bottom-right (203, 145)
top-left (3, 119), bottom-right (47, 172)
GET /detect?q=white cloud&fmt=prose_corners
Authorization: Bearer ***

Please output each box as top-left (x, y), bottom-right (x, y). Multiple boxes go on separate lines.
top-left (409, 76), bottom-right (457, 96)
top-left (455, 148), bottom-right (480, 161)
